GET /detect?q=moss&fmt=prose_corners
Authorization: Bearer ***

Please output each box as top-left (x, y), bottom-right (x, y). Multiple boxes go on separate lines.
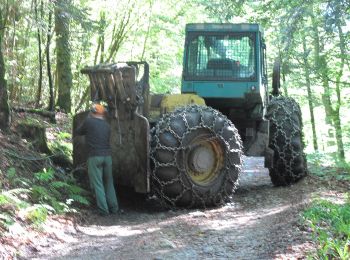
top-left (16, 121), bottom-right (50, 154)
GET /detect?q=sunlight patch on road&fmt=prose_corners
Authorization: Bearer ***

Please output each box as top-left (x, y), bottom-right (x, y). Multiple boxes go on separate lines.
top-left (315, 190), bottom-right (347, 205)
top-left (78, 225), bottom-right (161, 237)
top-left (194, 204), bottom-right (292, 231)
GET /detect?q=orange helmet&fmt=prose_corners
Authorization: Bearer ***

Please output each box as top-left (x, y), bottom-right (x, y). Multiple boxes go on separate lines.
top-left (91, 104), bottom-right (105, 115)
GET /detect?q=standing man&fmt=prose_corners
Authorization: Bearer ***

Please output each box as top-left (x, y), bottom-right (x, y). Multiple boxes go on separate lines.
top-left (75, 103), bottom-right (119, 216)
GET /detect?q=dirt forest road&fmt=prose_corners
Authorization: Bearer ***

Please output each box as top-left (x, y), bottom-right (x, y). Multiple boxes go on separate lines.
top-left (25, 157), bottom-right (326, 260)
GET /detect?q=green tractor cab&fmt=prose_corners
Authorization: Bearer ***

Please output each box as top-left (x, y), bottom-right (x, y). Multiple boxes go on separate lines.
top-left (182, 23), bottom-right (268, 156)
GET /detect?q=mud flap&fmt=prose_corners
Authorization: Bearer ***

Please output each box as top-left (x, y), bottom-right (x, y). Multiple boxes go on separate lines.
top-left (110, 112), bottom-right (150, 193)
top-left (132, 113), bottom-right (150, 193)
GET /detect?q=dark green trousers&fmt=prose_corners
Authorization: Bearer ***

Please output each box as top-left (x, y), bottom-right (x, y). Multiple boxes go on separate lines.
top-left (87, 156), bottom-right (118, 215)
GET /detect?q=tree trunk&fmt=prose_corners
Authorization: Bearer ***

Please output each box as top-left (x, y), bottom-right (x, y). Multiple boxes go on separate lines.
top-left (75, 87), bottom-right (89, 113)
top-left (302, 36), bottom-right (318, 151)
top-left (99, 11), bottom-right (105, 63)
top-left (10, 16), bottom-right (31, 103)
top-left (55, 0), bottom-right (72, 113)
top-left (311, 9), bottom-right (345, 161)
top-left (106, 9), bottom-right (133, 62)
top-left (333, 114), bottom-right (345, 161)
top-left (333, 23), bottom-right (346, 161)
top-left (100, 33), bottom-right (105, 63)
top-left (0, 11), bottom-right (10, 130)
top-left (35, 0), bottom-right (43, 108)
top-left (311, 14), bottom-right (332, 123)
top-left (94, 40), bottom-right (101, 65)
top-left (46, 10), bottom-right (54, 112)
top-left (141, 1), bottom-right (154, 61)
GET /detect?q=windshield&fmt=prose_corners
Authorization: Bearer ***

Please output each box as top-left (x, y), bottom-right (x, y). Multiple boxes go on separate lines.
top-left (184, 33), bottom-right (256, 80)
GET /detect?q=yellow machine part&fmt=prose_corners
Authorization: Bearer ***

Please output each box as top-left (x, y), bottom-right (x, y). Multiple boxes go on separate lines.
top-left (160, 94), bottom-right (206, 114)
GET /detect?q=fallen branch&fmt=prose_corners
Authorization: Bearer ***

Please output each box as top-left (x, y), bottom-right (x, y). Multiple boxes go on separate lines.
top-left (12, 107), bottom-right (56, 123)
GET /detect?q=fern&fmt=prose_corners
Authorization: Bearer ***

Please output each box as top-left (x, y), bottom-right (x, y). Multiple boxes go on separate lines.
top-left (5, 188), bottom-right (31, 196)
top-left (31, 185), bottom-right (50, 202)
top-left (34, 168), bottom-right (54, 182)
top-left (68, 194), bottom-right (90, 206)
top-left (2, 188), bottom-right (30, 205)
top-left (51, 181), bottom-right (70, 189)
top-left (3, 167), bottom-right (92, 216)
top-left (6, 167), bottom-right (16, 179)
top-left (50, 199), bottom-right (65, 213)
top-left (0, 194), bottom-right (10, 205)
top-left (67, 184), bottom-right (86, 194)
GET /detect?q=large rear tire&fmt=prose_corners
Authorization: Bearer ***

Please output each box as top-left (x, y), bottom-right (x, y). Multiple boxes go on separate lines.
top-left (151, 105), bottom-right (243, 208)
top-left (266, 96), bottom-right (307, 186)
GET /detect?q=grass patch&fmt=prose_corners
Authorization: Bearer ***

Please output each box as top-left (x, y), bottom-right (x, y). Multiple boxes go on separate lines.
top-left (303, 197), bottom-right (350, 259)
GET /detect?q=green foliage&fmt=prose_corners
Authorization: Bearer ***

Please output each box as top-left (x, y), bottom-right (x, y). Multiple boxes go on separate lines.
top-left (2, 188), bottom-right (30, 207)
top-left (6, 166), bottom-right (32, 188)
top-left (0, 190), bottom-right (25, 232)
top-left (0, 213), bottom-right (15, 231)
top-left (303, 199), bottom-right (350, 259)
top-left (25, 205), bottom-right (48, 225)
top-left (50, 141), bottom-right (73, 160)
top-left (57, 131), bottom-right (71, 140)
top-left (30, 168), bottom-right (90, 213)
top-left (48, 131), bottom-right (73, 162)
top-left (31, 185), bottom-right (61, 211)
top-left (67, 194), bottom-right (90, 206)
top-left (0, 165), bottom-right (90, 231)
top-left (20, 118), bottom-right (43, 127)
top-left (34, 168), bottom-right (54, 182)
top-left (6, 167), bottom-right (16, 180)
top-left (0, 194), bottom-right (10, 205)
top-left (307, 152), bottom-right (350, 179)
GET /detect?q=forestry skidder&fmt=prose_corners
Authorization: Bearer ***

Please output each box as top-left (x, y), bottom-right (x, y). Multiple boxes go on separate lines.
top-left (73, 23), bottom-right (307, 208)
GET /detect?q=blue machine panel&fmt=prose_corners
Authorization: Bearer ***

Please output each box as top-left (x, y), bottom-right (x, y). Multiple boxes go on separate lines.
top-left (193, 82), bottom-right (249, 98)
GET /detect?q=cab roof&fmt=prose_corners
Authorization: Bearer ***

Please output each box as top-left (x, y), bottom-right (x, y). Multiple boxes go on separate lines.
top-left (185, 23), bottom-right (263, 35)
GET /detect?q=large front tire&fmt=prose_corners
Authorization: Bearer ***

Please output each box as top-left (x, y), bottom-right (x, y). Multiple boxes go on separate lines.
top-left (151, 105), bottom-right (243, 208)
top-left (266, 96), bottom-right (307, 186)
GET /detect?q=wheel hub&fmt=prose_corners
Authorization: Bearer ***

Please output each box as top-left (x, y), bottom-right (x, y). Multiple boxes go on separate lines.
top-left (189, 145), bottom-right (215, 173)
top-left (184, 133), bottom-right (225, 186)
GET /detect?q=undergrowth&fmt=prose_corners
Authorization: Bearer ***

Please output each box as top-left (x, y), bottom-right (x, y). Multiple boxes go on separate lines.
top-left (303, 197), bottom-right (350, 259)
top-left (0, 166), bottom-right (90, 232)
top-left (48, 131), bottom-right (73, 162)
top-left (304, 152), bottom-right (350, 259)
top-left (307, 152), bottom-right (350, 180)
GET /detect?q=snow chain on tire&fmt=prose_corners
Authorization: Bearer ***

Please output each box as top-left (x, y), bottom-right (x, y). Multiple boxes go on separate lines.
top-left (150, 105), bottom-right (243, 208)
top-left (266, 96), bottom-right (307, 186)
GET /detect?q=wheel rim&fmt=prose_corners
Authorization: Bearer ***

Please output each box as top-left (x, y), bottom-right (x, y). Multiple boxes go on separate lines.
top-left (185, 134), bottom-right (225, 186)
